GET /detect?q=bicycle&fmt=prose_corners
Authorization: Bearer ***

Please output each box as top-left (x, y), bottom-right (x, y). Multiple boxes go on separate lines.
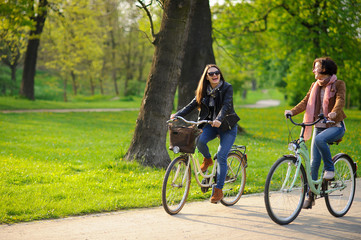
top-left (162, 116), bottom-right (247, 215)
top-left (264, 113), bottom-right (357, 225)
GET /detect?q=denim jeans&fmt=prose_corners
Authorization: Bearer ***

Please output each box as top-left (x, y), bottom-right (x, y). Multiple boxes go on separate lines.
top-left (196, 124), bottom-right (237, 189)
top-left (310, 122), bottom-right (345, 180)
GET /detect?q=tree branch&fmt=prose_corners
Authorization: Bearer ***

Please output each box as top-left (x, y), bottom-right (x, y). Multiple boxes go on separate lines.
top-left (280, 3), bottom-right (314, 29)
top-left (136, 0), bottom-right (156, 43)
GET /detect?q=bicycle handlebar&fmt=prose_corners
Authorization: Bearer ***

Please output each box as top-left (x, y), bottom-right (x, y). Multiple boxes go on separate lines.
top-left (286, 113), bottom-right (335, 127)
top-left (167, 116), bottom-right (212, 125)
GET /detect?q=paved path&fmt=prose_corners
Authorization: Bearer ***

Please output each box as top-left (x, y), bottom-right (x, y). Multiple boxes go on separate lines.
top-left (240, 99), bottom-right (281, 108)
top-left (1, 99), bottom-right (281, 113)
top-left (1, 178), bottom-right (360, 240)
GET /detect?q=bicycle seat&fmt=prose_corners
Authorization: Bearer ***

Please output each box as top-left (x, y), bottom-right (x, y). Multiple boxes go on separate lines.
top-left (329, 138), bottom-right (342, 145)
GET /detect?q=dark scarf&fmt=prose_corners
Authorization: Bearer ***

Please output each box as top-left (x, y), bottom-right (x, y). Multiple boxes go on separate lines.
top-left (206, 81), bottom-right (223, 120)
top-left (207, 80), bottom-right (223, 106)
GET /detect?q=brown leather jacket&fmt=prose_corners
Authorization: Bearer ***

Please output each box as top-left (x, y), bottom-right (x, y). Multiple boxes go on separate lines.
top-left (291, 80), bottom-right (347, 123)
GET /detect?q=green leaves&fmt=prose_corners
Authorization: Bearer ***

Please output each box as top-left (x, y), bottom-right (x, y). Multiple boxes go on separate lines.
top-left (213, 0), bottom-right (361, 108)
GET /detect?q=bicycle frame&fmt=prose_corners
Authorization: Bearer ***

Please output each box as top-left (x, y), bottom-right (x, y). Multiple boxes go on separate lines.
top-left (187, 152), bottom-right (218, 188)
top-left (168, 116), bottom-right (246, 190)
top-left (286, 116), bottom-right (347, 196)
top-left (293, 137), bottom-right (322, 194)
top-left (175, 145), bottom-right (246, 189)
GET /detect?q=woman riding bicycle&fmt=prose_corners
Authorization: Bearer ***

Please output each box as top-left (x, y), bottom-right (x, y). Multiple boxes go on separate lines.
top-left (171, 64), bottom-right (240, 204)
top-left (284, 57), bottom-right (346, 209)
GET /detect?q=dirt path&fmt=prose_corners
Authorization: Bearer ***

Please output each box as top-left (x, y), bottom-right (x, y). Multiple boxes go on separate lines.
top-left (1, 179), bottom-right (360, 240)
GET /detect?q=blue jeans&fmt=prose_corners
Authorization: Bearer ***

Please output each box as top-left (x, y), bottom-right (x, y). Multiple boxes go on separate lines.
top-left (310, 122), bottom-right (345, 180)
top-left (196, 124), bottom-right (237, 189)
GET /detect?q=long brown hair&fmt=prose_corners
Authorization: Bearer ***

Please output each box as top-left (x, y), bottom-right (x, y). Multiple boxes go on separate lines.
top-left (195, 64), bottom-right (225, 107)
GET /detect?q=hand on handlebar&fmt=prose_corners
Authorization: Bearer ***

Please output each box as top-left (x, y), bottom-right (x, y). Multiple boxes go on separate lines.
top-left (328, 112), bottom-right (336, 120)
top-left (211, 120), bottom-right (221, 128)
top-left (168, 115), bottom-right (212, 125)
top-left (284, 110), bottom-right (293, 118)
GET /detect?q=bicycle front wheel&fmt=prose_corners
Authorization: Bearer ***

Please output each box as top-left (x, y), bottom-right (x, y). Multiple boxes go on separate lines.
top-left (162, 156), bottom-right (191, 215)
top-left (325, 154), bottom-right (356, 217)
top-left (264, 156), bottom-right (307, 225)
top-left (221, 152), bottom-right (246, 206)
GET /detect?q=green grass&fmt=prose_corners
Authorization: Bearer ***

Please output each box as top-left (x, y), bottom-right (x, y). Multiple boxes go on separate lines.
top-left (0, 96), bottom-right (143, 110)
top-left (0, 94), bottom-right (360, 224)
top-left (0, 111), bottom-right (165, 223)
top-left (233, 88), bottom-right (285, 106)
top-left (0, 88), bottom-right (283, 111)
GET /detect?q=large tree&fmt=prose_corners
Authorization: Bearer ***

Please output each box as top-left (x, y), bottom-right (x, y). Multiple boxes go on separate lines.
top-left (177, 0), bottom-right (215, 118)
top-left (125, 0), bottom-right (193, 167)
top-left (20, 0), bottom-right (48, 100)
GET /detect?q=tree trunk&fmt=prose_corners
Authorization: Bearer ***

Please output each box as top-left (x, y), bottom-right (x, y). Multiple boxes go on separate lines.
top-left (1, 82), bottom-right (5, 95)
top-left (100, 58), bottom-right (106, 95)
top-left (137, 42), bottom-right (147, 95)
top-left (90, 76), bottom-right (95, 95)
top-left (110, 28), bottom-right (119, 96)
top-left (71, 71), bottom-right (77, 95)
top-left (99, 77), bottom-right (104, 95)
top-left (124, 77), bottom-right (129, 96)
top-left (10, 64), bottom-right (16, 95)
top-left (63, 76), bottom-right (68, 102)
top-left (178, 0), bottom-right (215, 120)
top-left (19, 0), bottom-right (48, 100)
top-left (125, 0), bottom-right (193, 168)
top-left (242, 89), bottom-right (247, 99)
top-left (252, 79), bottom-right (256, 91)
top-left (112, 70), bottom-right (119, 96)
top-left (124, 31), bottom-right (133, 97)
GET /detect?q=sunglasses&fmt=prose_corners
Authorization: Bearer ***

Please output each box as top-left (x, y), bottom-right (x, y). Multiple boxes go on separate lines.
top-left (207, 71), bottom-right (220, 77)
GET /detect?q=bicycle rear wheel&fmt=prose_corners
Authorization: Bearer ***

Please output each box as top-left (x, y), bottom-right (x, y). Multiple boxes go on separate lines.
top-left (221, 152), bottom-right (246, 206)
top-left (162, 156), bottom-right (191, 215)
top-left (325, 154), bottom-right (356, 217)
top-left (264, 156), bottom-right (307, 225)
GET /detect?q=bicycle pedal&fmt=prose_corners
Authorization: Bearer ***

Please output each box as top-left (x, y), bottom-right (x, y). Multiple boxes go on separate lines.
top-left (201, 178), bottom-right (210, 193)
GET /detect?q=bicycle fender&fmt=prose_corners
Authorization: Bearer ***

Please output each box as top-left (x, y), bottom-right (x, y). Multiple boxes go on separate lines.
top-left (332, 153), bottom-right (358, 178)
top-left (283, 154), bottom-right (297, 160)
top-left (232, 151), bottom-right (248, 168)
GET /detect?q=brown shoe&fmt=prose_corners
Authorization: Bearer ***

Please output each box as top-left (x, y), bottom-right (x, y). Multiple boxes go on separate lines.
top-left (302, 191), bottom-right (315, 209)
top-left (200, 157), bottom-right (213, 172)
top-left (210, 187), bottom-right (223, 203)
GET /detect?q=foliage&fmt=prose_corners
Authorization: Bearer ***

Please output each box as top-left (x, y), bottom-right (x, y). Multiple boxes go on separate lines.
top-left (0, 0), bottom-right (32, 95)
top-left (1, 0), bottom-right (360, 106)
top-left (1, 0), bottom-right (155, 99)
top-left (0, 104), bottom-right (360, 223)
top-left (213, 0), bottom-right (361, 108)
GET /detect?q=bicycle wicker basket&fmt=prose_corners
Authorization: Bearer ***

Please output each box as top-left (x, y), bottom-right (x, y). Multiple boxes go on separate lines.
top-left (168, 121), bottom-right (202, 153)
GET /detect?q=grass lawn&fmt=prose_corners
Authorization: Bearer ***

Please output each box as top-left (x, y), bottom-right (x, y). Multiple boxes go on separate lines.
top-left (0, 89), bottom-right (284, 111)
top-left (0, 96), bottom-right (143, 110)
top-left (0, 93), bottom-right (360, 224)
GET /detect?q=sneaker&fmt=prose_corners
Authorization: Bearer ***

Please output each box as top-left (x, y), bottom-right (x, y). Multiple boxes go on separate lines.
top-left (323, 171), bottom-right (335, 180)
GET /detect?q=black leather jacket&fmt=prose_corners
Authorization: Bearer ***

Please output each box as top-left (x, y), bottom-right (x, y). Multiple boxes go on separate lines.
top-left (175, 82), bottom-right (239, 130)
